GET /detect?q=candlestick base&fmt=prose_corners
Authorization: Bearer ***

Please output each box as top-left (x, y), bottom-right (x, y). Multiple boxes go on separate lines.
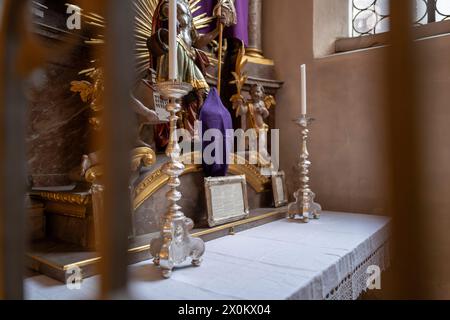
top-left (288, 190), bottom-right (322, 222)
top-left (287, 115), bottom-right (322, 223)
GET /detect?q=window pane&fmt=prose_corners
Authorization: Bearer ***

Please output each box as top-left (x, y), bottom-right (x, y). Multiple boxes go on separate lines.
top-left (436, 0), bottom-right (450, 21)
top-left (351, 0), bottom-right (448, 37)
top-left (414, 0), bottom-right (428, 25)
top-left (375, 0), bottom-right (389, 16)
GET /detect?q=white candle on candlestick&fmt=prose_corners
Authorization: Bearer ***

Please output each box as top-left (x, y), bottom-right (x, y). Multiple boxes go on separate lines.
top-left (168, 0), bottom-right (178, 80)
top-left (301, 64), bottom-right (307, 115)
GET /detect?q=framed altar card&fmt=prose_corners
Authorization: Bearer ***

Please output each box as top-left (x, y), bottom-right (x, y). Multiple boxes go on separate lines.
top-left (272, 171), bottom-right (289, 208)
top-left (204, 175), bottom-right (250, 227)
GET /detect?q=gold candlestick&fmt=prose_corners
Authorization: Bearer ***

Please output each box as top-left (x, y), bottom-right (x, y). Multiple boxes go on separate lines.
top-left (287, 115), bottom-right (321, 223)
top-left (150, 81), bottom-right (205, 278)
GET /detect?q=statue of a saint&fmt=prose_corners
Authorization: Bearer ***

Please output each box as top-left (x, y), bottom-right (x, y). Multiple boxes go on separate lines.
top-left (149, 0), bottom-right (235, 149)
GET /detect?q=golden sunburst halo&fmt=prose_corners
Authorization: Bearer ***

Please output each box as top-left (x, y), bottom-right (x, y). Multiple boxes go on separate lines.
top-left (72, 0), bottom-right (214, 77)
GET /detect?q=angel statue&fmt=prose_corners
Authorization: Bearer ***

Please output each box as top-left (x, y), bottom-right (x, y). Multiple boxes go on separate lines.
top-left (70, 68), bottom-right (160, 179)
top-left (229, 39), bottom-right (276, 166)
top-left (231, 83), bottom-right (276, 166)
top-left (247, 84), bottom-right (276, 132)
top-left (230, 42), bottom-right (276, 132)
top-left (148, 0), bottom-right (237, 149)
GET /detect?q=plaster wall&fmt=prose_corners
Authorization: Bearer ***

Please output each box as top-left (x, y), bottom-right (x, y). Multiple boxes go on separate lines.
top-left (263, 0), bottom-right (450, 298)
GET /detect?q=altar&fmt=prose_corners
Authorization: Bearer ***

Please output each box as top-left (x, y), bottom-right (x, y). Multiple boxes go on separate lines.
top-left (25, 212), bottom-right (391, 300)
top-left (24, 0), bottom-right (286, 282)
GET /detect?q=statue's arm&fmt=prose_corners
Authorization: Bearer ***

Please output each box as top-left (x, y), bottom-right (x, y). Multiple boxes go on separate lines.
top-left (193, 27), bottom-right (220, 49)
top-left (193, 15), bottom-right (227, 49)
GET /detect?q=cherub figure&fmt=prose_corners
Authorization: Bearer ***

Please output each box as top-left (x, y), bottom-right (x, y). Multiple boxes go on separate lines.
top-left (71, 68), bottom-right (159, 132)
top-left (231, 83), bottom-right (276, 166)
top-left (231, 84), bottom-right (275, 132)
top-left (247, 84), bottom-right (275, 132)
top-left (70, 68), bottom-right (104, 114)
top-left (70, 68), bottom-right (161, 179)
top-left (229, 44), bottom-right (276, 133)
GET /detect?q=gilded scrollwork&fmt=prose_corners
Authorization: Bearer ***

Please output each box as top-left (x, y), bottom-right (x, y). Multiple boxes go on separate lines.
top-left (37, 191), bottom-right (91, 206)
top-left (84, 165), bottom-right (103, 184)
top-left (133, 163), bottom-right (202, 210)
top-left (131, 147), bottom-right (157, 172)
top-left (133, 152), bottom-right (271, 210)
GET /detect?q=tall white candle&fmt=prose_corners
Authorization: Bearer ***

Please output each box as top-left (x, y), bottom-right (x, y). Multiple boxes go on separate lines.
top-left (301, 64), bottom-right (307, 115)
top-left (169, 0), bottom-right (178, 80)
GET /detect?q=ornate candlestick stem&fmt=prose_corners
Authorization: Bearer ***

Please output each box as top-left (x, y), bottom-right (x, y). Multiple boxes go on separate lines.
top-left (150, 81), bottom-right (205, 278)
top-left (288, 115), bottom-right (322, 222)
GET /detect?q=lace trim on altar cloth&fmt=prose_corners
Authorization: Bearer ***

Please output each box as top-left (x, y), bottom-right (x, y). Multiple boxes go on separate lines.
top-left (325, 241), bottom-right (391, 300)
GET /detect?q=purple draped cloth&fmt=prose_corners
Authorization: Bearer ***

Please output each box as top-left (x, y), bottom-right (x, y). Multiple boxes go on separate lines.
top-left (196, 0), bottom-right (249, 46)
top-left (199, 88), bottom-right (233, 177)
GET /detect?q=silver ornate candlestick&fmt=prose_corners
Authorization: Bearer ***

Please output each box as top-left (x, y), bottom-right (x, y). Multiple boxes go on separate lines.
top-left (150, 81), bottom-right (205, 278)
top-left (287, 115), bottom-right (322, 222)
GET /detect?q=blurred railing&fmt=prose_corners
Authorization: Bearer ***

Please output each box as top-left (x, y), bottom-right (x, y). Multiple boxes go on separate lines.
top-left (0, 0), bottom-right (134, 299)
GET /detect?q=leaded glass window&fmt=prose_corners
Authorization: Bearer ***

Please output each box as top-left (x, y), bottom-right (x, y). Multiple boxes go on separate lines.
top-left (352, 0), bottom-right (450, 36)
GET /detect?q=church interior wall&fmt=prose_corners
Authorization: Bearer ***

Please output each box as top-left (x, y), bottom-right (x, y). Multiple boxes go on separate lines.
top-left (264, 0), bottom-right (450, 298)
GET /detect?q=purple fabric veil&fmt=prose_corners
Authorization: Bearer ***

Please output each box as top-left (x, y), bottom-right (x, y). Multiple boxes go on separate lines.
top-left (199, 88), bottom-right (233, 177)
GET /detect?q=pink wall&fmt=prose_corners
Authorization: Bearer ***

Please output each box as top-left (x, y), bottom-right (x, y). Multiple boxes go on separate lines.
top-left (263, 0), bottom-right (389, 215)
top-left (263, 0), bottom-right (450, 298)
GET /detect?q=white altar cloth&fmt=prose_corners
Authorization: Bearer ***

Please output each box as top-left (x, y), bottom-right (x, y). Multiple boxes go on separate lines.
top-left (25, 211), bottom-right (391, 300)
